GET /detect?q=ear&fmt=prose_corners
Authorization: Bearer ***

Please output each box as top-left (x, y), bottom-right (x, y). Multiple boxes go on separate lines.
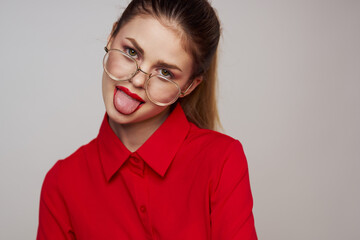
top-left (180, 75), bottom-right (203, 98)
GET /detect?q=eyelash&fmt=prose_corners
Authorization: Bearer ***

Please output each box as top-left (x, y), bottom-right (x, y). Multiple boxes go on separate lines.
top-left (123, 45), bottom-right (174, 79)
top-left (124, 46), bottom-right (139, 58)
top-left (159, 69), bottom-right (174, 78)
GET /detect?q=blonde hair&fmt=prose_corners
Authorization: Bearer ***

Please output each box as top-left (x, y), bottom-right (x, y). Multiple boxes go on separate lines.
top-left (179, 51), bottom-right (221, 130)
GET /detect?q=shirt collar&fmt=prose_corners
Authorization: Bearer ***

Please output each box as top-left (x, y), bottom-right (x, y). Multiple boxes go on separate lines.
top-left (97, 103), bottom-right (190, 181)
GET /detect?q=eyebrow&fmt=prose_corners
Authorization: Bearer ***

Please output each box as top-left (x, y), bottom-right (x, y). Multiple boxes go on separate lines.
top-left (125, 37), bottom-right (144, 56)
top-left (155, 60), bottom-right (183, 72)
top-left (125, 37), bottom-right (183, 72)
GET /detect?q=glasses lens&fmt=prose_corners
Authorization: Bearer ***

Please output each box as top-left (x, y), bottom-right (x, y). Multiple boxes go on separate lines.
top-left (103, 50), bottom-right (137, 80)
top-left (146, 76), bottom-right (181, 106)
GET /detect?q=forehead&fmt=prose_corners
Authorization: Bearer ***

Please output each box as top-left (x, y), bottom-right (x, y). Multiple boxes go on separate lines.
top-left (112, 15), bottom-right (193, 70)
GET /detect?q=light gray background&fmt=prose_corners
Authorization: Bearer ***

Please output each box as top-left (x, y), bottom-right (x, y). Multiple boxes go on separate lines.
top-left (0, 0), bottom-right (359, 239)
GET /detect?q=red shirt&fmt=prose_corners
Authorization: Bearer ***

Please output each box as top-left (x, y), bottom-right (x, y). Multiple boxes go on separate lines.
top-left (37, 103), bottom-right (257, 239)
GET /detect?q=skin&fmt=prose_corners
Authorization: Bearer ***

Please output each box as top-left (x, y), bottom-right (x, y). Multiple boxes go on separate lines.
top-left (102, 15), bottom-right (202, 152)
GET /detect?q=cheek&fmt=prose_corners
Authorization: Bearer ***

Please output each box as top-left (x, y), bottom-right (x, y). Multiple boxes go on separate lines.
top-left (102, 72), bottom-right (113, 102)
top-left (102, 72), bottom-right (114, 90)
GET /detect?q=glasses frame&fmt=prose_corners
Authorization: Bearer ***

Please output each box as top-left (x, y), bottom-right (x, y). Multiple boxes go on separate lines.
top-left (103, 44), bottom-right (195, 106)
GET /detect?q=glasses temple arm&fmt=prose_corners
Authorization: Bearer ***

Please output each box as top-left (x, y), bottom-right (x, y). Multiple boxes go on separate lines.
top-left (181, 80), bottom-right (195, 95)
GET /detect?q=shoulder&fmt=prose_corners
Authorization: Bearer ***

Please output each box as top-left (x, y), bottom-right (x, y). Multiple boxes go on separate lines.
top-left (59, 138), bottom-right (97, 169)
top-left (186, 123), bottom-right (249, 189)
top-left (185, 122), bottom-right (247, 168)
top-left (187, 122), bottom-right (244, 152)
top-left (41, 138), bottom-right (97, 189)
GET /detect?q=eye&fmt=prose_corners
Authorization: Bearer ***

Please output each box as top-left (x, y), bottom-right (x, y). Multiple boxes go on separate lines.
top-left (160, 69), bottom-right (173, 78)
top-left (125, 47), bottom-right (138, 57)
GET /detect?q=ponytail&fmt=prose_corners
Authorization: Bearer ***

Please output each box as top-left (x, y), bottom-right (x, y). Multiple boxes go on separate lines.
top-left (179, 50), bottom-right (221, 130)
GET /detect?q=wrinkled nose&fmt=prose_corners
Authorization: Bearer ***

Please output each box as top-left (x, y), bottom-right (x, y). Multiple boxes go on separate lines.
top-left (130, 68), bottom-right (149, 88)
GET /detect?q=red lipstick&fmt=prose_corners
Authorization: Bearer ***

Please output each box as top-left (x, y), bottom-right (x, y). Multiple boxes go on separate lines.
top-left (116, 86), bottom-right (145, 102)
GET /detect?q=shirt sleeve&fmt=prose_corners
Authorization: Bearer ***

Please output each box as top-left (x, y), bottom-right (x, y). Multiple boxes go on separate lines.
top-left (36, 160), bottom-right (76, 240)
top-left (210, 140), bottom-right (258, 240)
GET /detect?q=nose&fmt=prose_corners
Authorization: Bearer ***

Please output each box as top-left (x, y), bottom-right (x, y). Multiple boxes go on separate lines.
top-left (130, 67), bottom-right (150, 88)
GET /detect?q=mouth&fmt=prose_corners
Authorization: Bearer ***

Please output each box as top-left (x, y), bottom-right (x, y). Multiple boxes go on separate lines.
top-left (116, 86), bottom-right (145, 102)
top-left (113, 86), bottom-right (145, 115)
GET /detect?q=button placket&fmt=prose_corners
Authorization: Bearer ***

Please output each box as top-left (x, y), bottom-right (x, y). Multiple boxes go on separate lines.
top-left (140, 205), bottom-right (147, 213)
top-left (128, 155), bottom-right (145, 177)
top-left (137, 171), bottom-right (153, 239)
top-left (123, 153), bottom-right (152, 237)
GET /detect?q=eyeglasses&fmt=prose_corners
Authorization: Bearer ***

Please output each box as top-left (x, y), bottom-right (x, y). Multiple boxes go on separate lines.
top-left (103, 45), bottom-right (194, 106)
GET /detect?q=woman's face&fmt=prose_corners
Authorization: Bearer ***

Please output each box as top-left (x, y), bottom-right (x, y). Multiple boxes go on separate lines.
top-left (102, 15), bottom-right (201, 126)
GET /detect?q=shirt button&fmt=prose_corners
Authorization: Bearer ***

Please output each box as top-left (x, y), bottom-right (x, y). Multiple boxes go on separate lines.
top-left (140, 205), bottom-right (146, 213)
top-left (133, 158), bottom-right (139, 163)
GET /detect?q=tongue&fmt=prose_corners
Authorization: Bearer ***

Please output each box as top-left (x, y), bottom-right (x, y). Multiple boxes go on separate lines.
top-left (114, 89), bottom-right (141, 115)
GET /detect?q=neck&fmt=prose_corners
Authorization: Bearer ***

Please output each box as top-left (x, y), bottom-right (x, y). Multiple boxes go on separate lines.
top-left (108, 109), bottom-right (170, 152)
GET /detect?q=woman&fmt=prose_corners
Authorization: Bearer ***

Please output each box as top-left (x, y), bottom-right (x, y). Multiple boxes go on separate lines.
top-left (37, 0), bottom-right (257, 239)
